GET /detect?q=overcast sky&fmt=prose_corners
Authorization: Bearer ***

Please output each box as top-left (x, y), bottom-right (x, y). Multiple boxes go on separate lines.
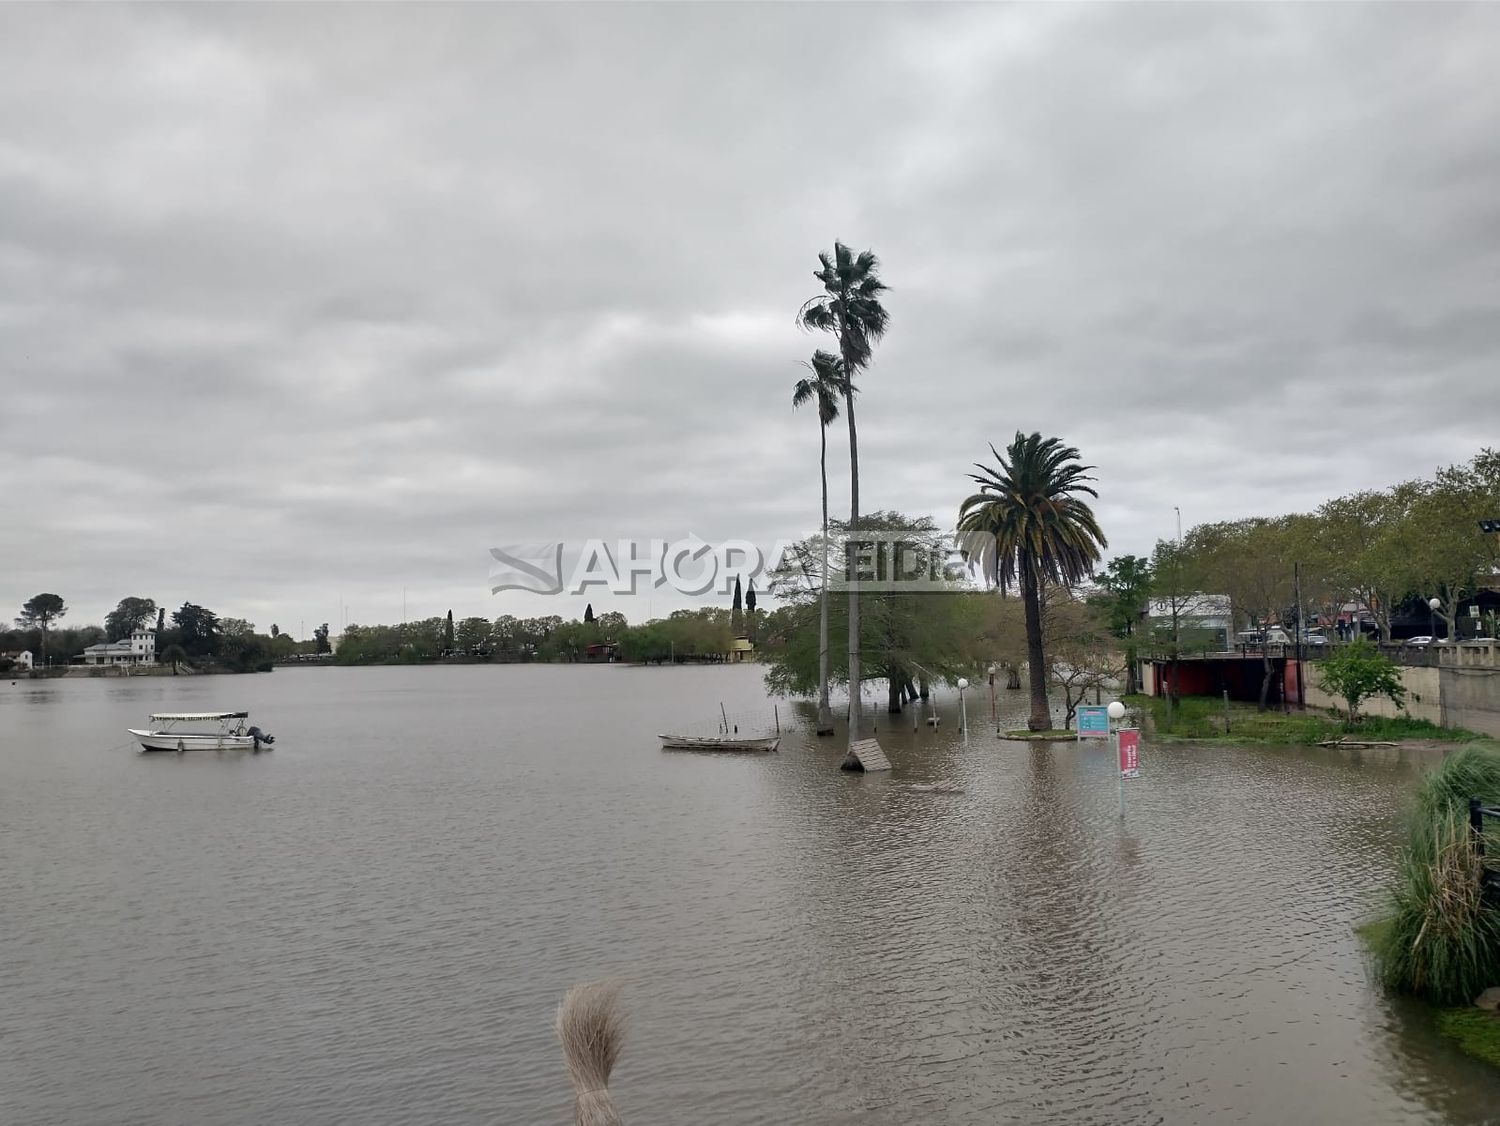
top-left (3, 4), bottom-right (1497, 636)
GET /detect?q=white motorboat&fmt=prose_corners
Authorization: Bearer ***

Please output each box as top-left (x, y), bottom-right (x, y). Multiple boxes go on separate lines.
top-left (128, 711), bottom-right (275, 753)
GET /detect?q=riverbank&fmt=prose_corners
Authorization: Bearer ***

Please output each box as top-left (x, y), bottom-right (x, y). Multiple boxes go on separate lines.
top-left (1128, 694), bottom-right (1493, 747)
top-left (1359, 914), bottom-right (1500, 1073)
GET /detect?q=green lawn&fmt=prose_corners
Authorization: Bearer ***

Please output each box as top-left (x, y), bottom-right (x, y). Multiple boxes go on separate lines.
top-left (1126, 694), bottom-right (1487, 744)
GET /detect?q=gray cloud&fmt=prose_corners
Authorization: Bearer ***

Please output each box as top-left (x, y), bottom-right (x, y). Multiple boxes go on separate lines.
top-left (2, 4), bottom-right (1498, 634)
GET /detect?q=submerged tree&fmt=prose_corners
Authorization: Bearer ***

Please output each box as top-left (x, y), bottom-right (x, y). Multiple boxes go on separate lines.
top-left (792, 349), bottom-right (852, 735)
top-left (761, 511), bottom-right (990, 713)
top-left (797, 243), bottom-right (890, 742)
top-left (957, 433), bottom-right (1106, 731)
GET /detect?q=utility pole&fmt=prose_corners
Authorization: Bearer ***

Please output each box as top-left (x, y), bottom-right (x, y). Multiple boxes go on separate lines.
top-left (1294, 562), bottom-right (1304, 709)
top-left (1174, 506), bottom-right (1182, 544)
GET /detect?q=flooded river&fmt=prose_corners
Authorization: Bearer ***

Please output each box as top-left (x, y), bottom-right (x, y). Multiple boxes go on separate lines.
top-left (2, 665), bottom-right (1496, 1125)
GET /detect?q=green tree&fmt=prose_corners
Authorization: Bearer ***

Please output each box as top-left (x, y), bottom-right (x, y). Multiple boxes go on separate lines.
top-left (1092, 555), bottom-right (1152, 694)
top-left (957, 433), bottom-right (1106, 731)
top-left (617, 621), bottom-right (673, 664)
top-left (793, 349), bottom-right (852, 735)
top-left (444, 610), bottom-right (455, 652)
top-left (797, 243), bottom-right (890, 743)
top-left (1146, 538), bottom-right (1215, 710)
top-left (595, 610), bottom-right (628, 639)
top-left (172, 603), bottom-right (219, 657)
top-left (215, 629), bottom-right (273, 673)
top-left (1045, 584), bottom-right (1123, 729)
top-left (1191, 517), bottom-right (1298, 710)
top-left (1319, 640), bottom-right (1407, 726)
top-left (455, 616), bottom-right (491, 655)
top-left (1400, 457), bottom-right (1500, 639)
top-left (314, 623), bottom-right (331, 654)
top-left (105, 597), bottom-right (157, 642)
top-left (16, 593), bottom-right (67, 666)
top-left (1312, 488), bottom-right (1412, 641)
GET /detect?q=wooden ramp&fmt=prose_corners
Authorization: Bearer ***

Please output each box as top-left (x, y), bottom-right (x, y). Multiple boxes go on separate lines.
top-left (841, 738), bottom-right (891, 773)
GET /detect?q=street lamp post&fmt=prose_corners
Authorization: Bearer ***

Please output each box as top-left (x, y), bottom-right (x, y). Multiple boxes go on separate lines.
top-left (1107, 700), bottom-right (1127, 818)
top-left (1429, 596), bottom-right (1442, 640)
top-left (987, 663), bottom-right (998, 734)
top-left (957, 677), bottom-right (969, 743)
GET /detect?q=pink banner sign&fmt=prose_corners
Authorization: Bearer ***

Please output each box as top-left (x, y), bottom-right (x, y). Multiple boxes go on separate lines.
top-left (1118, 729), bottom-right (1141, 779)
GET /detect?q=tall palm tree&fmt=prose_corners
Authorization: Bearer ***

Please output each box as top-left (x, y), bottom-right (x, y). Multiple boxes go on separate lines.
top-left (797, 243), bottom-right (889, 740)
top-left (957, 432), bottom-right (1107, 731)
top-left (792, 350), bottom-right (854, 736)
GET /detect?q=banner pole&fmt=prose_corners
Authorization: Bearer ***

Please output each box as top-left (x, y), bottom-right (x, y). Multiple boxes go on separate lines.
top-left (1117, 726), bottom-right (1125, 820)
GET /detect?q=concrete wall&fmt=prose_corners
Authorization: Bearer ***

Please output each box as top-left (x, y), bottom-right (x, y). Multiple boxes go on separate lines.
top-left (1303, 664), bottom-right (1443, 725)
top-left (1441, 667), bottom-right (1500, 739)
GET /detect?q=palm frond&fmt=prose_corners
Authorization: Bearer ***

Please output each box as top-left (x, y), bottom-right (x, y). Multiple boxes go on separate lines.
top-left (800, 243), bottom-right (891, 374)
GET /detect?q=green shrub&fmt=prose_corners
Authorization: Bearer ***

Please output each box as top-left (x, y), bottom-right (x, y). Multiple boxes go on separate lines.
top-left (1370, 746), bottom-right (1500, 1004)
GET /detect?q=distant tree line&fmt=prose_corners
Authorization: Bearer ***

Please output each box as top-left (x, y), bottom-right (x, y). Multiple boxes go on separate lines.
top-left (3, 594), bottom-right (327, 674)
top-left (332, 606), bottom-right (738, 665)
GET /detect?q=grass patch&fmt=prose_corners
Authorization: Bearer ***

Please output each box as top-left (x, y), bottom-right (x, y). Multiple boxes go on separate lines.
top-left (1126, 694), bottom-right (1485, 745)
top-left (1436, 1008), bottom-right (1500, 1069)
top-left (1356, 916), bottom-right (1394, 951)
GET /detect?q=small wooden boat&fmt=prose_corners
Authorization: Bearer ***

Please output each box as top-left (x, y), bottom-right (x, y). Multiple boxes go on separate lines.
top-left (658, 734), bottom-right (780, 753)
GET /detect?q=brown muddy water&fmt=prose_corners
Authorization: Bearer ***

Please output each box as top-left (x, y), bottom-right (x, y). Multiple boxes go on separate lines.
top-left (2, 665), bottom-right (1497, 1125)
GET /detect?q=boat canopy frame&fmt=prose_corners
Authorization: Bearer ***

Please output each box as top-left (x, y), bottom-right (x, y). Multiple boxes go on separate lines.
top-left (147, 711), bottom-right (250, 723)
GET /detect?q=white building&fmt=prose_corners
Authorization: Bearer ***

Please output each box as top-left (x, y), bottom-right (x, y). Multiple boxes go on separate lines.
top-left (2, 650), bottom-right (33, 671)
top-left (1147, 594), bottom-right (1234, 651)
top-left (80, 628), bottom-right (157, 667)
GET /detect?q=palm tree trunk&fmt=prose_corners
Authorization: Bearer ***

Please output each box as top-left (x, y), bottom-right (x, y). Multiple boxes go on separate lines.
top-left (815, 419), bottom-right (834, 734)
top-left (840, 333), bottom-right (861, 742)
top-left (1021, 560), bottom-right (1050, 731)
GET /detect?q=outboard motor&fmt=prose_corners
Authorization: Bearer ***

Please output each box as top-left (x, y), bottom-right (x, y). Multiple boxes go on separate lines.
top-left (246, 726), bottom-right (275, 751)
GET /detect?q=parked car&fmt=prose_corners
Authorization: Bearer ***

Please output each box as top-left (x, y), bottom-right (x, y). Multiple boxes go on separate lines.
top-left (1459, 637), bottom-right (1498, 645)
top-left (1406, 636), bottom-right (1433, 647)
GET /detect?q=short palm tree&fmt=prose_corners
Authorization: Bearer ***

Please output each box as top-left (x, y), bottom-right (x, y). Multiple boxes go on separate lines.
top-left (792, 350), bottom-right (854, 735)
top-left (797, 243), bottom-right (889, 740)
top-left (957, 432), bottom-right (1107, 731)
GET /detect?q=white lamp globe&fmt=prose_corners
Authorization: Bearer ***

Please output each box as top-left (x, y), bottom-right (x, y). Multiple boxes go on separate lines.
top-left (1107, 701), bottom-right (1126, 721)
top-left (1429, 597), bottom-right (1442, 611)
top-left (956, 678), bottom-right (969, 691)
